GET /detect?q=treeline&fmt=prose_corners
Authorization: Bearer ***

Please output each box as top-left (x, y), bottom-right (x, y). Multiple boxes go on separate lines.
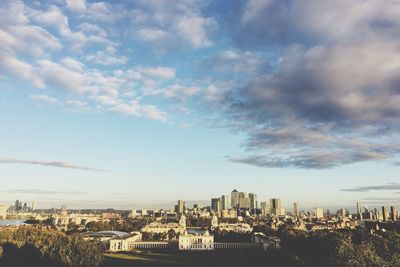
top-left (82, 218), bottom-right (151, 233)
top-left (0, 227), bottom-right (104, 267)
top-left (257, 226), bottom-right (400, 267)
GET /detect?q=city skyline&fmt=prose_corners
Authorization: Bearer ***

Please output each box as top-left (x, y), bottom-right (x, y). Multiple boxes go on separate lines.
top-left (1, 0), bottom-right (400, 210)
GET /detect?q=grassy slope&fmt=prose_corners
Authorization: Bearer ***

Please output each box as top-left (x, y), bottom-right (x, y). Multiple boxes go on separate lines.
top-left (103, 251), bottom-right (264, 267)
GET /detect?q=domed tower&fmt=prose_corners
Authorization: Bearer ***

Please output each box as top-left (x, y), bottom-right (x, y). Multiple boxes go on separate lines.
top-left (179, 214), bottom-right (186, 228)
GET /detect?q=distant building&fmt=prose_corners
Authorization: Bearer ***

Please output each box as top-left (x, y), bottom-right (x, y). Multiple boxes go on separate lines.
top-left (0, 205), bottom-right (7, 219)
top-left (390, 206), bottom-right (397, 221)
top-left (175, 200), bottom-right (186, 214)
top-left (249, 193), bottom-right (257, 212)
top-left (338, 208), bottom-right (347, 218)
top-left (382, 206), bottom-right (388, 221)
top-left (356, 202), bottom-right (362, 219)
top-left (315, 208), bottom-right (324, 219)
top-left (179, 231), bottom-right (214, 251)
top-left (239, 196), bottom-right (249, 210)
top-left (211, 215), bottom-right (252, 233)
top-left (231, 190), bottom-right (239, 209)
top-left (220, 195), bottom-right (229, 211)
top-left (211, 198), bottom-right (221, 212)
top-left (142, 215), bottom-right (186, 235)
top-left (270, 198), bottom-right (285, 216)
top-left (130, 209), bottom-right (137, 217)
top-left (293, 202), bottom-right (299, 217)
top-left (261, 202), bottom-right (269, 216)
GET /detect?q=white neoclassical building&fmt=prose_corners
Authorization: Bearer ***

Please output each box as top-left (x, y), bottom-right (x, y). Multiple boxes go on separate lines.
top-left (179, 231), bottom-right (214, 251)
top-left (141, 215), bottom-right (187, 234)
top-left (109, 232), bottom-right (142, 252)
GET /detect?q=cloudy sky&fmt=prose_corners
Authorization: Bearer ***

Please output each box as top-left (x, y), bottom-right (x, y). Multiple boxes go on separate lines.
top-left (1, 0), bottom-right (400, 210)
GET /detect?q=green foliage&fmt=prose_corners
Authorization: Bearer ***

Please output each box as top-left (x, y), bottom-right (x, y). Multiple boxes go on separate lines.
top-left (0, 227), bottom-right (104, 267)
top-left (272, 226), bottom-right (400, 267)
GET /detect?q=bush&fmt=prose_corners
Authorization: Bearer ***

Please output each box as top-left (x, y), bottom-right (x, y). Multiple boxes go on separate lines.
top-left (0, 227), bottom-right (104, 267)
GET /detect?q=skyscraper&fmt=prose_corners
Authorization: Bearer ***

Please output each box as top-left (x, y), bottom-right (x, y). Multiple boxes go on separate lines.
top-left (14, 200), bottom-right (21, 212)
top-left (390, 206), bottom-right (397, 221)
top-left (293, 202), bottom-right (298, 217)
top-left (175, 200), bottom-right (186, 214)
top-left (220, 195), bottom-right (229, 211)
top-left (231, 190), bottom-right (239, 209)
top-left (249, 193), bottom-right (257, 212)
top-left (338, 208), bottom-right (347, 217)
top-left (356, 202), bottom-right (363, 220)
top-left (211, 198), bottom-right (221, 212)
top-left (270, 198), bottom-right (284, 216)
top-left (382, 206), bottom-right (388, 221)
top-left (260, 202), bottom-right (269, 216)
top-left (315, 208), bottom-right (324, 219)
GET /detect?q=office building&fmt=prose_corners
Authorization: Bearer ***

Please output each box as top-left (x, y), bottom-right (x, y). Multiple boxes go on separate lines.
top-left (356, 202), bottom-right (363, 220)
top-left (231, 190), bottom-right (239, 209)
top-left (249, 193), bottom-right (258, 211)
top-left (390, 206), bottom-right (397, 221)
top-left (231, 190), bottom-right (249, 210)
top-left (0, 205), bottom-right (7, 219)
top-left (315, 208), bottom-right (324, 219)
top-left (175, 200), bottom-right (186, 214)
top-left (270, 198), bottom-right (285, 216)
top-left (382, 206), bottom-right (388, 221)
top-left (338, 208), bottom-right (347, 217)
top-left (220, 195), bottom-right (229, 210)
top-left (211, 198), bottom-right (221, 213)
top-left (239, 196), bottom-right (250, 210)
top-left (261, 202), bottom-right (269, 216)
top-left (293, 202), bottom-right (298, 217)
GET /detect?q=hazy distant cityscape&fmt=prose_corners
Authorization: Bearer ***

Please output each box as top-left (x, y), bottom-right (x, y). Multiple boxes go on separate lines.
top-left (3, 0), bottom-right (400, 265)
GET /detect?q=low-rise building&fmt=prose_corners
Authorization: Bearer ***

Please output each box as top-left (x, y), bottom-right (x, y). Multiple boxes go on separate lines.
top-left (179, 231), bottom-right (214, 251)
top-left (109, 232), bottom-right (142, 252)
top-left (83, 231), bottom-right (129, 242)
top-left (251, 232), bottom-right (281, 251)
top-left (0, 205), bottom-right (7, 219)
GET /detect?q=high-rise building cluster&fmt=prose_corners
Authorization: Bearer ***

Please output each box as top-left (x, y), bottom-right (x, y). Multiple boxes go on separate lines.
top-left (10, 200), bottom-right (35, 213)
top-left (353, 202), bottom-right (398, 222)
top-left (207, 190), bottom-right (290, 217)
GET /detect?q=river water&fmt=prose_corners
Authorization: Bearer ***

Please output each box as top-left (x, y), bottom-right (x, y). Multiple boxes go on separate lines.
top-left (0, 219), bottom-right (26, 226)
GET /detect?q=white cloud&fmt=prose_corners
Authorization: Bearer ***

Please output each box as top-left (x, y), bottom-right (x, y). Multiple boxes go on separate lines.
top-left (38, 59), bottom-right (90, 94)
top-left (174, 16), bottom-right (217, 48)
top-left (78, 22), bottom-right (107, 38)
top-left (142, 66), bottom-right (176, 80)
top-left (135, 27), bottom-right (171, 42)
top-left (65, 0), bottom-right (87, 12)
top-left (60, 57), bottom-right (85, 72)
top-left (30, 94), bottom-right (60, 104)
top-left (30, 5), bottom-right (69, 32)
top-left (0, 53), bottom-right (45, 88)
top-left (142, 105), bottom-right (168, 121)
top-left (157, 84), bottom-right (200, 99)
top-left (87, 2), bottom-right (115, 22)
top-left (85, 50), bottom-right (128, 66)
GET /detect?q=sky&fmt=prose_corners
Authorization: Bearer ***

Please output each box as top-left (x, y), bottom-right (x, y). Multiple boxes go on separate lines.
top-left (1, 0), bottom-right (400, 211)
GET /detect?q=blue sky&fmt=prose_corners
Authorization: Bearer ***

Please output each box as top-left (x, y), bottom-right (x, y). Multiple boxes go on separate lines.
top-left (1, 0), bottom-right (400, 211)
